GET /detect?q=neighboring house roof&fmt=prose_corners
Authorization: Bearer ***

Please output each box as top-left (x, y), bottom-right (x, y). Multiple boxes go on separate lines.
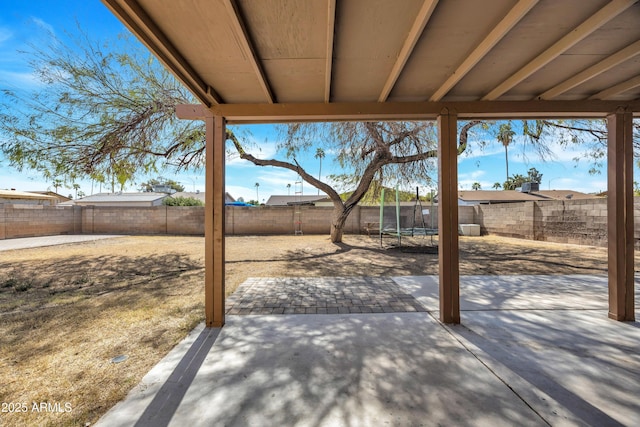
top-left (265, 195), bottom-right (328, 206)
top-left (74, 192), bottom-right (169, 205)
top-left (458, 190), bottom-right (600, 205)
top-left (28, 191), bottom-right (72, 202)
top-left (0, 189), bottom-right (58, 202)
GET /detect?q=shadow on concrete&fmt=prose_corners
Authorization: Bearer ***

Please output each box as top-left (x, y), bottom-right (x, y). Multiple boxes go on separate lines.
top-left (133, 326), bottom-right (221, 427)
top-left (451, 318), bottom-right (630, 426)
top-left (145, 314), bottom-right (547, 427)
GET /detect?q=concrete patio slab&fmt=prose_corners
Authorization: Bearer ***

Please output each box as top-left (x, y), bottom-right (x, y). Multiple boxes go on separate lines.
top-left (0, 234), bottom-right (121, 251)
top-left (448, 309), bottom-right (640, 427)
top-left (95, 275), bottom-right (640, 427)
top-left (393, 274), bottom-right (636, 311)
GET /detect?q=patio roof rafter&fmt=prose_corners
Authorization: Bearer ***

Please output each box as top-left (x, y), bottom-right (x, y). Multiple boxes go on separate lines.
top-left (482, 0), bottom-right (638, 101)
top-left (539, 40), bottom-right (640, 100)
top-left (430, 0), bottom-right (539, 102)
top-left (324, 0), bottom-right (336, 102)
top-left (378, 0), bottom-right (439, 102)
top-left (222, 0), bottom-right (275, 104)
top-left (590, 75), bottom-right (640, 100)
top-left (102, 0), bottom-right (222, 106)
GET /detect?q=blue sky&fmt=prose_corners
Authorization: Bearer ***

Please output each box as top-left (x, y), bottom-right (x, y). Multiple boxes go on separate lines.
top-left (0, 1), bottom-right (624, 202)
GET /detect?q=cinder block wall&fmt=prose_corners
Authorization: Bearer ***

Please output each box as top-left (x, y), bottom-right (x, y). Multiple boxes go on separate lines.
top-left (0, 205), bottom-right (81, 239)
top-left (474, 202), bottom-right (535, 240)
top-left (533, 199), bottom-right (608, 246)
top-left (0, 203), bottom-right (476, 239)
top-left (167, 207), bottom-right (204, 234)
top-left (0, 205), bottom-right (5, 239)
top-left (224, 205), bottom-right (451, 235)
top-left (475, 198), bottom-right (635, 248)
top-left (6, 200), bottom-right (632, 248)
top-left (82, 206), bottom-right (204, 235)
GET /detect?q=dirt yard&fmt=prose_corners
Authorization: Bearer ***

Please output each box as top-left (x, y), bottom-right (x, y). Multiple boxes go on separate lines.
top-left (0, 234), bottom-right (626, 426)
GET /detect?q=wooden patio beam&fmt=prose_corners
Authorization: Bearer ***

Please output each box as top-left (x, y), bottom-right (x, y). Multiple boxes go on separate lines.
top-left (204, 115), bottom-right (227, 327)
top-left (222, 0), bottom-right (275, 103)
top-left (324, 0), bottom-right (336, 102)
top-left (196, 100), bottom-right (640, 123)
top-left (438, 109), bottom-right (460, 324)
top-left (483, 0), bottom-right (636, 101)
top-left (378, 0), bottom-right (439, 102)
top-left (607, 110), bottom-right (635, 322)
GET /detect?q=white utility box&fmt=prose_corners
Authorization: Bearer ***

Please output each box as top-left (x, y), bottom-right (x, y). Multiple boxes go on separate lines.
top-left (459, 224), bottom-right (480, 236)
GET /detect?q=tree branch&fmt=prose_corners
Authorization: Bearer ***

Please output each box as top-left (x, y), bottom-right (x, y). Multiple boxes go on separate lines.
top-left (226, 132), bottom-right (344, 205)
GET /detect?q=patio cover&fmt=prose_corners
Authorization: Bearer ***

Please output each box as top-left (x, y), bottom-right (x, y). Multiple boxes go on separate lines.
top-left (102, 0), bottom-right (640, 326)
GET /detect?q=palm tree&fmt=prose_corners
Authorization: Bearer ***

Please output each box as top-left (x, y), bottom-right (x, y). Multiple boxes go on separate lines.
top-left (314, 148), bottom-right (325, 195)
top-left (496, 123), bottom-right (516, 183)
top-left (471, 182), bottom-right (481, 191)
top-left (286, 183), bottom-right (291, 195)
top-left (492, 182), bottom-right (502, 190)
top-left (72, 183), bottom-right (80, 199)
top-left (52, 179), bottom-right (63, 194)
top-left (255, 182), bottom-right (260, 202)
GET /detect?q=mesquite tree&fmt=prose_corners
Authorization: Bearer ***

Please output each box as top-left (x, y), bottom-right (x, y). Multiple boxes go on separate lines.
top-left (227, 121), bottom-right (481, 242)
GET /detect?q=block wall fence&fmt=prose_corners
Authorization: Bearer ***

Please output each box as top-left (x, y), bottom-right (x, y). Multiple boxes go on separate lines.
top-left (1, 199), bottom-right (638, 249)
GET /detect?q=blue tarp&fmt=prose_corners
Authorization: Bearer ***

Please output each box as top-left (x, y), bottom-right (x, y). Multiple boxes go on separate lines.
top-left (225, 201), bottom-right (255, 207)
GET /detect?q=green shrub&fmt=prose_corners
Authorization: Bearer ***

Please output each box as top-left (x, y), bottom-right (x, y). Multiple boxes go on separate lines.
top-left (163, 196), bottom-right (204, 206)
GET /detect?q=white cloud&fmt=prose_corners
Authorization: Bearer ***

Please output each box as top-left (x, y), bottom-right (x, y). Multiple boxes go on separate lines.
top-left (459, 143), bottom-right (504, 160)
top-left (0, 69), bottom-right (45, 89)
top-left (0, 28), bottom-right (12, 45)
top-left (226, 139), bottom-right (280, 166)
top-left (31, 17), bottom-right (55, 36)
top-left (459, 170), bottom-right (485, 181)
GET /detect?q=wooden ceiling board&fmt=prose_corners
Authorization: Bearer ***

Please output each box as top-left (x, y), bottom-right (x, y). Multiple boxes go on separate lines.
top-left (390, 0), bottom-right (518, 100)
top-left (137, 0), bottom-right (267, 103)
top-left (235, 1), bottom-right (328, 102)
top-left (449, 0), bottom-right (611, 98)
top-left (331, 0), bottom-right (426, 101)
top-left (261, 59), bottom-right (326, 102)
top-left (331, 59), bottom-right (397, 102)
top-left (237, 0), bottom-right (328, 59)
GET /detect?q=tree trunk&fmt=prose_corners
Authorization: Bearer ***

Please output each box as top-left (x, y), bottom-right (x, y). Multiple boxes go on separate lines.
top-left (330, 205), bottom-right (351, 243)
top-left (505, 145), bottom-right (509, 182)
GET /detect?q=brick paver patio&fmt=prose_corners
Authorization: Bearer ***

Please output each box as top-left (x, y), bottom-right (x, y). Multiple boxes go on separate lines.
top-left (226, 277), bottom-right (427, 315)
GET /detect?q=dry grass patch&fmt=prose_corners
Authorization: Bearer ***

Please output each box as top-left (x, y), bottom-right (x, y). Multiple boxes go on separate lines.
top-left (0, 236), bottom-right (204, 427)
